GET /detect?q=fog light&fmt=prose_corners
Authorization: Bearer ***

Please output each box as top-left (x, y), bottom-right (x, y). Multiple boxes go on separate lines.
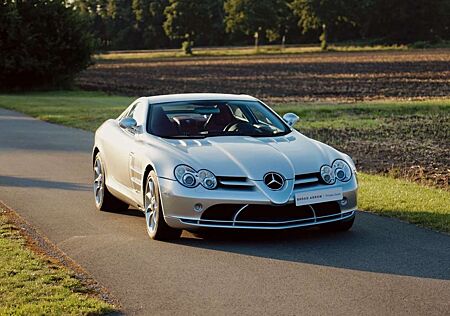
top-left (340, 197), bottom-right (348, 206)
top-left (194, 203), bottom-right (203, 212)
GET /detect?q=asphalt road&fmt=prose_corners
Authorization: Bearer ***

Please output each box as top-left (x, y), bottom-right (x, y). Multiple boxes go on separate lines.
top-left (0, 108), bottom-right (449, 315)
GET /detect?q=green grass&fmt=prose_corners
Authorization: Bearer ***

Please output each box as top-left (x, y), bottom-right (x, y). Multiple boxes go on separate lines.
top-left (0, 211), bottom-right (115, 315)
top-left (96, 44), bottom-right (407, 60)
top-left (273, 99), bottom-right (450, 130)
top-left (359, 173), bottom-right (450, 233)
top-left (1, 91), bottom-right (448, 132)
top-left (0, 91), bottom-right (134, 131)
top-left (0, 91), bottom-right (448, 233)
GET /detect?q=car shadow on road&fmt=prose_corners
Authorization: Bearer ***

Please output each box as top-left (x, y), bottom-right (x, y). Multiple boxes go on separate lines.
top-left (0, 175), bottom-right (90, 191)
top-left (174, 212), bottom-right (450, 281)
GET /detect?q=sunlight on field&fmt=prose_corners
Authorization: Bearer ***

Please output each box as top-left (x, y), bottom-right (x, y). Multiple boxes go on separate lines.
top-left (359, 173), bottom-right (450, 233)
top-left (96, 44), bottom-right (407, 60)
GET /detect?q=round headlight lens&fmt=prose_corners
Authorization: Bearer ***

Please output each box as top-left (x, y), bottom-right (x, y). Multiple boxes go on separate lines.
top-left (174, 165), bottom-right (217, 189)
top-left (320, 165), bottom-right (335, 184)
top-left (182, 173), bottom-right (196, 187)
top-left (198, 169), bottom-right (217, 189)
top-left (174, 165), bottom-right (197, 188)
top-left (332, 159), bottom-right (352, 182)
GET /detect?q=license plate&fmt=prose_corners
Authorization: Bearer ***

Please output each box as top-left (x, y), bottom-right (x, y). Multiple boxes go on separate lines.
top-left (295, 188), bottom-right (343, 206)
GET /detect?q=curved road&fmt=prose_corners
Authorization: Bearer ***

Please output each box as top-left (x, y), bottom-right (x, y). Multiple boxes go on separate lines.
top-left (0, 108), bottom-right (449, 315)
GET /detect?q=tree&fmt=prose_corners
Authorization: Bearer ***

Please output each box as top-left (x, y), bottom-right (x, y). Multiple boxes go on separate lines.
top-left (136, 0), bottom-right (171, 49)
top-left (163, 0), bottom-right (225, 51)
top-left (0, 0), bottom-right (94, 90)
top-left (290, 0), bottom-right (361, 47)
top-left (362, 0), bottom-right (450, 43)
top-left (224, 0), bottom-right (291, 45)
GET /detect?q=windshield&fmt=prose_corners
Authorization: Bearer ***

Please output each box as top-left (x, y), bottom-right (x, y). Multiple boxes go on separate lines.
top-left (147, 100), bottom-right (290, 138)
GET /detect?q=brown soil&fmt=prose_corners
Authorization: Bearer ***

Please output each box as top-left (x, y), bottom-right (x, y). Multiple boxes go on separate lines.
top-left (77, 49), bottom-right (450, 102)
top-left (302, 114), bottom-right (450, 189)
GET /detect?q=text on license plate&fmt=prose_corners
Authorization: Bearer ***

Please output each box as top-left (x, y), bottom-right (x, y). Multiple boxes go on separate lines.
top-left (295, 188), bottom-right (343, 206)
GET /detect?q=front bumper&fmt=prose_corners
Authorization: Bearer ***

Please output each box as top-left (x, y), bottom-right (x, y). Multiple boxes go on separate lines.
top-left (159, 176), bottom-right (357, 230)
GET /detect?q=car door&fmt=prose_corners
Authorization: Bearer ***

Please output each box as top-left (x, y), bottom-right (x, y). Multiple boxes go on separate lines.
top-left (127, 100), bottom-right (148, 196)
top-left (106, 101), bottom-right (140, 192)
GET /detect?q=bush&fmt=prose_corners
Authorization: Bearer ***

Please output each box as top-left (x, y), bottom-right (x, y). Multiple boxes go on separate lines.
top-left (181, 40), bottom-right (194, 55)
top-left (0, 0), bottom-right (94, 90)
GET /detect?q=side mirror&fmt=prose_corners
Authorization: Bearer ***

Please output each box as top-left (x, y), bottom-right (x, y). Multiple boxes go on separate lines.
top-left (283, 113), bottom-right (299, 127)
top-left (119, 117), bottom-right (137, 129)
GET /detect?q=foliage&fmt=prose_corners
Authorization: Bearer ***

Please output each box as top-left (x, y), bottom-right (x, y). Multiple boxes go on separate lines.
top-left (361, 0), bottom-right (450, 43)
top-left (224, 0), bottom-right (292, 43)
top-left (0, 0), bottom-right (94, 90)
top-left (181, 40), bottom-right (193, 55)
top-left (72, 0), bottom-right (450, 50)
top-left (290, 0), bottom-right (362, 42)
top-left (290, 0), bottom-right (450, 43)
top-left (163, 0), bottom-right (225, 47)
top-left (75, 0), bottom-right (170, 50)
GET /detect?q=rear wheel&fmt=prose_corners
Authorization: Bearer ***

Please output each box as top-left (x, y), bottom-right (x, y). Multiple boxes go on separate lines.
top-left (93, 154), bottom-right (128, 211)
top-left (144, 170), bottom-right (182, 240)
top-left (320, 215), bottom-right (355, 232)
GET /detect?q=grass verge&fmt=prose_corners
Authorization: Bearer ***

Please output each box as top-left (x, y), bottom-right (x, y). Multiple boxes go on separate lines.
top-left (96, 44), bottom-right (407, 60)
top-left (0, 205), bottom-right (116, 315)
top-left (358, 173), bottom-right (449, 234)
top-left (0, 91), bottom-right (448, 233)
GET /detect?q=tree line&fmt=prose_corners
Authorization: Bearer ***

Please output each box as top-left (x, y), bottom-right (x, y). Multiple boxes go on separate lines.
top-left (75, 0), bottom-right (450, 51)
top-left (1, 0), bottom-right (449, 90)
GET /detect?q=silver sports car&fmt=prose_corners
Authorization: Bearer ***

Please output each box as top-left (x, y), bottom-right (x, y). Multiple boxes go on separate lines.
top-left (93, 93), bottom-right (357, 240)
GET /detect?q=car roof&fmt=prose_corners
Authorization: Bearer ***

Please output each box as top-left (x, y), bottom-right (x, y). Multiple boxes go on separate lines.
top-left (145, 93), bottom-right (258, 104)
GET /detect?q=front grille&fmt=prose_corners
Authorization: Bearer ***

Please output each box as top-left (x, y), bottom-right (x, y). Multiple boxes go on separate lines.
top-left (313, 201), bottom-right (341, 217)
top-left (236, 204), bottom-right (314, 222)
top-left (201, 204), bottom-right (243, 221)
top-left (216, 176), bottom-right (254, 190)
top-left (200, 201), bottom-right (342, 224)
top-left (294, 172), bottom-right (320, 189)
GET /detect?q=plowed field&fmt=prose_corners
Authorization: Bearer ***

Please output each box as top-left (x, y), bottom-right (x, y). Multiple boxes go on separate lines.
top-left (77, 49), bottom-right (450, 102)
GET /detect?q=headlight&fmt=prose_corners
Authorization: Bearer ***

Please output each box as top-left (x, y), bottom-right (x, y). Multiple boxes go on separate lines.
top-left (174, 165), bottom-right (217, 189)
top-left (332, 159), bottom-right (352, 182)
top-left (320, 159), bottom-right (352, 184)
top-left (320, 165), bottom-right (335, 184)
top-left (198, 169), bottom-right (218, 189)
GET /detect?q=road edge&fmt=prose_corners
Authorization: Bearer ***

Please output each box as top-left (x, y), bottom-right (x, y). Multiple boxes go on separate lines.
top-left (0, 199), bottom-right (122, 314)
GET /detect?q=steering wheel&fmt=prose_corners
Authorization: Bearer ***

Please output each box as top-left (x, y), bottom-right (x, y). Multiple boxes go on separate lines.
top-left (223, 121), bottom-right (249, 132)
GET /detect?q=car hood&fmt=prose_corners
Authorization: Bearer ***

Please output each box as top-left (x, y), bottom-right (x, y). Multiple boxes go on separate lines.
top-left (154, 131), bottom-right (345, 180)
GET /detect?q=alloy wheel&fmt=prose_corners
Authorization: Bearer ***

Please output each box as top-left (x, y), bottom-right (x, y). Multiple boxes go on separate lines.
top-left (93, 158), bottom-right (104, 206)
top-left (145, 177), bottom-right (159, 235)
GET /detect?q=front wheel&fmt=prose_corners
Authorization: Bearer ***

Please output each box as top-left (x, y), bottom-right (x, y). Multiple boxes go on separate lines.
top-left (144, 170), bottom-right (182, 240)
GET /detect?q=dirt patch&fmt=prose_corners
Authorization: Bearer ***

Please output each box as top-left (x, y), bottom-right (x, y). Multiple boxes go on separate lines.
top-left (77, 49), bottom-right (450, 102)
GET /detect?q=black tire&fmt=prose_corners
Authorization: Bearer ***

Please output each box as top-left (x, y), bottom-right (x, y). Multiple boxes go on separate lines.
top-left (93, 153), bottom-right (129, 212)
top-left (144, 170), bottom-right (182, 240)
top-left (319, 215), bottom-right (355, 232)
